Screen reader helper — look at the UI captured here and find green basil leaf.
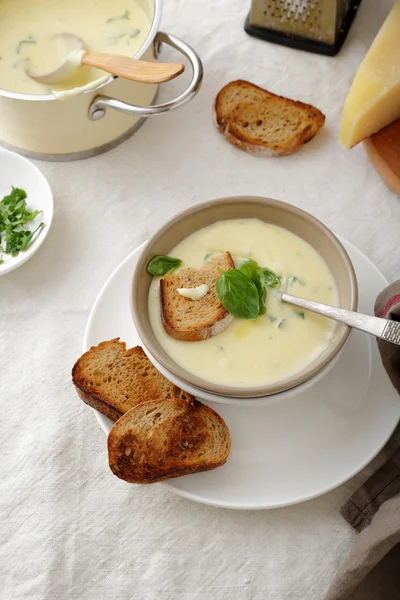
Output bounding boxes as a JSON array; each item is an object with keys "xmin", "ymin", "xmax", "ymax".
[
  {"xmin": 239, "ymin": 259, "xmax": 266, "ymax": 316},
  {"xmin": 262, "ymin": 267, "xmax": 281, "ymax": 288},
  {"xmin": 239, "ymin": 258, "xmax": 259, "ymax": 281},
  {"xmin": 257, "ymin": 283, "xmax": 267, "ymax": 316},
  {"xmin": 216, "ymin": 270, "xmax": 259, "ymax": 320},
  {"xmin": 146, "ymin": 255, "xmax": 182, "ymax": 276}
]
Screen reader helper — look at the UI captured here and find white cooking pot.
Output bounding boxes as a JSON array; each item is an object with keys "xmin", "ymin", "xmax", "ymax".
[{"xmin": 0, "ymin": 0, "xmax": 203, "ymax": 160}]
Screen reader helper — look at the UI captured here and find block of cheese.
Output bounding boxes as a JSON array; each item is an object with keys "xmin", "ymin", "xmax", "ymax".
[{"xmin": 340, "ymin": 1, "xmax": 400, "ymax": 149}]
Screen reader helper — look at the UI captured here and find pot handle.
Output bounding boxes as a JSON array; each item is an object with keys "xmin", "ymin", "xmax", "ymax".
[{"xmin": 88, "ymin": 31, "xmax": 203, "ymax": 121}]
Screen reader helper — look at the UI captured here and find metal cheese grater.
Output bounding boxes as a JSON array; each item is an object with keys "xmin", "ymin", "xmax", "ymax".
[{"xmin": 245, "ymin": 0, "xmax": 362, "ymax": 56}]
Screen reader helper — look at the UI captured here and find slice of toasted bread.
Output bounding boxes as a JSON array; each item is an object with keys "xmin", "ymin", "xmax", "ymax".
[
  {"xmin": 160, "ymin": 252, "xmax": 235, "ymax": 342},
  {"xmin": 215, "ymin": 80, "xmax": 325, "ymax": 157},
  {"xmin": 108, "ymin": 397, "xmax": 231, "ymax": 483},
  {"xmin": 72, "ymin": 339, "xmax": 194, "ymax": 421}
]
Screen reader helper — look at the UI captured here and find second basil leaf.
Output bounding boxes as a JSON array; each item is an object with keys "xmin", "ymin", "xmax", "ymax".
[{"xmin": 239, "ymin": 258, "xmax": 266, "ymax": 316}]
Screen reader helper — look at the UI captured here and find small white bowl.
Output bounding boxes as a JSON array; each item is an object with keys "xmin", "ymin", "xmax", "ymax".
[{"xmin": 0, "ymin": 149, "xmax": 53, "ymax": 276}]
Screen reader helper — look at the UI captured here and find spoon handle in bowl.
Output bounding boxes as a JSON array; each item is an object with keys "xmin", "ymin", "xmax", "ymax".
[
  {"xmin": 81, "ymin": 53, "xmax": 184, "ymax": 84},
  {"xmin": 281, "ymin": 292, "xmax": 400, "ymax": 346}
]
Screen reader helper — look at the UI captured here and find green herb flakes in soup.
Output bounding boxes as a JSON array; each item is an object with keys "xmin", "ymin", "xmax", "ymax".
[
  {"xmin": 148, "ymin": 218, "xmax": 339, "ymax": 388},
  {"xmin": 0, "ymin": 0, "xmax": 151, "ymax": 94}
]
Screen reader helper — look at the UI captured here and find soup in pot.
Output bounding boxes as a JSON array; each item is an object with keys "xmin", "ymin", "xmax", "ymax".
[{"xmin": 0, "ymin": 0, "xmax": 151, "ymax": 94}]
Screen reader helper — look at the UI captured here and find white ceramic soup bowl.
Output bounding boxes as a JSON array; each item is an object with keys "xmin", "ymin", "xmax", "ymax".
[{"xmin": 130, "ymin": 196, "xmax": 358, "ymax": 403}]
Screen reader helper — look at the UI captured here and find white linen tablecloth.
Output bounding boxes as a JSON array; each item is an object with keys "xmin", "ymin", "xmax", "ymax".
[{"xmin": 1, "ymin": 0, "xmax": 400, "ymax": 598}]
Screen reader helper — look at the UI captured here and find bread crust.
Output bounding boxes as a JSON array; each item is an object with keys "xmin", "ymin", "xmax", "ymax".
[
  {"xmin": 160, "ymin": 299, "xmax": 234, "ymax": 342},
  {"xmin": 72, "ymin": 339, "xmax": 194, "ymax": 420},
  {"xmin": 108, "ymin": 397, "xmax": 231, "ymax": 484},
  {"xmin": 73, "ymin": 383, "xmax": 124, "ymax": 421},
  {"xmin": 215, "ymin": 80, "xmax": 325, "ymax": 157},
  {"xmin": 160, "ymin": 252, "xmax": 235, "ymax": 342}
]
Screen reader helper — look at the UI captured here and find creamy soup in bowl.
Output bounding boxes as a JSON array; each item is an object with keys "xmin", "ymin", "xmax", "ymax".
[
  {"xmin": 0, "ymin": 0, "xmax": 151, "ymax": 95},
  {"xmin": 130, "ymin": 197, "xmax": 358, "ymax": 400},
  {"xmin": 149, "ymin": 219, "xmax": 339, "ymax": 387}
]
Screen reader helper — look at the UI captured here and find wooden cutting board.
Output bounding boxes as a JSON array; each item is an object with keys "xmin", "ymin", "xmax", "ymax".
[{"xmin": 363, "ymin": 118, "xmax": 400, "ymax": 196}]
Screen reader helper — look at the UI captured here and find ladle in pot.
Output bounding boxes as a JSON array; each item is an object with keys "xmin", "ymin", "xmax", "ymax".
[{"xmin": 26, "ymin": 33, "xmax": 184, "ymax": 85}]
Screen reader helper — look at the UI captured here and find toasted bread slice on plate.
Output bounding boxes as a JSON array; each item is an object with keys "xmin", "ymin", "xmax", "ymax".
[
  {"xmin": 72, "ymin": 339, "xmax": 194, "ymax": 421},
  {"xmin": 160, "ymin": 252, "xmax": 235, "ymax": 342},
  {"xmin": 108, "ymin": 397, "xmax": 231, "ymax": 484},
  {"xmin": 215, "ymin": 80, "xmax": 325, "ymax": 157}
]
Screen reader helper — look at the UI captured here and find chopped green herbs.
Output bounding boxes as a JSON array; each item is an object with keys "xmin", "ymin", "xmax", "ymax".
[
  {"xmin": 146, "ymin": 255, "xmax": 182, "ymax": 276},
  {"xmin": 216, "ymin": 270, "xmax": 259, "ymax": 320},
  {"xmin": 17, "ymin": 36, "xmax": 36, "ymax": 54},
  {"xmin": 278, "ymin": 319, "xmax": 285, "ymax": 329},
  {"xmin": 268, "ymin": 315, "xmax": 277, "ymax": 323},
  {"xmin": 288, "ymin": 275, "xmax": 306, "ymax": 286},
  {"xmin": 107, "ymin": 30, "xmax": 140, "ymax": 45},
  {"xmin": 294, "ymin": 311, "xmax": 305, "ymax": 319},
  {"xmin": 124, "ymin": 30, "xmax": 140, "ymax": 39},
  {"xmin": 4, "ymin": 223, "xmax": 44, "ymax": 256},
  {"xmin": 106, "ymin": 10, "xmax": 130, "ymax": 23},
  {"xmin": 262, "ymin": 267, "xmax": 281, "ymax": 288},
  {"xmin": 0, "ymin": 186, "xmax": 44, "ymax": 260}
]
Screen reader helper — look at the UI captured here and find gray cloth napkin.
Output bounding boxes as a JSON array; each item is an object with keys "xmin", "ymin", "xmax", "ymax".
[{"xmin": 324, "ymin": 281, "xmax": 400, "ymax": 600}]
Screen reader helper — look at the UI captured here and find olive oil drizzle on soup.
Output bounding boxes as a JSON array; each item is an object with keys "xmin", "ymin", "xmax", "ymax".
[
  {"xmin": 148, "ymin": 218, "xmax": 339, "ymax": 388},
  {"xmin": 0, "ymin": 0, "xmax": 151, "ymax": 94}
]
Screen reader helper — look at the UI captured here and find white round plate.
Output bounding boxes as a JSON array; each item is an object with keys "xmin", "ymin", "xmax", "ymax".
[
  {"xmin": 84, "ymin": 240, "xmax": 400, "ymax": 509},
  {"xmin": 0, "ymin": 149, "xmax": 53, "ymax": 276}
]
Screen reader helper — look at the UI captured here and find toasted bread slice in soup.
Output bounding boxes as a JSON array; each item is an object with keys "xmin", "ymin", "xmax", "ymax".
[
  {"xmin": 108, "ymin": 397, "xmax": 231, "ymax": 484},
  {"xmin": 215, "ymin": 80, "xmax": 325, "ymax": 157},
  {"xmin": 160, "ymin": 252, "xmax": 235, "ymax": 342},
  {"xmin": 72, "ymin": 339, "xmax": 194, "ymax": 421}
]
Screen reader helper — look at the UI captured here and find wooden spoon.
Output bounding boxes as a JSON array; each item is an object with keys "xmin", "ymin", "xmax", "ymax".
[{"xmin": 26, "ymin": 33, "xmax": 184, "ymax": 86}]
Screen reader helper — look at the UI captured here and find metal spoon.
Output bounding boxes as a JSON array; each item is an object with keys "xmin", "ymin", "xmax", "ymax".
[
  {"xmin": 280, "ymin": 292, "xmax": 400, "ymax": 346},
  {"xmin": 26, "ymin": 33, "xmax": 184, "ymax": 85}
]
